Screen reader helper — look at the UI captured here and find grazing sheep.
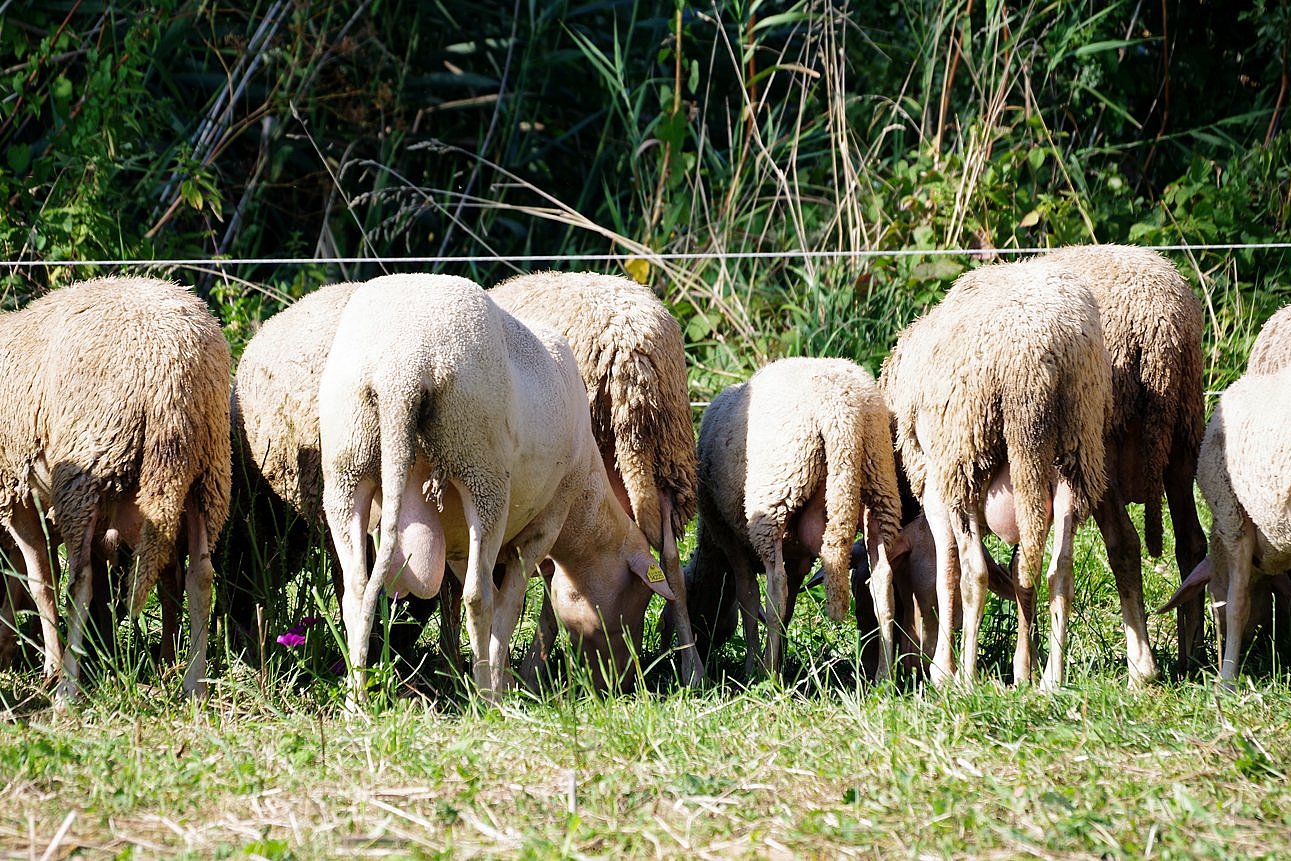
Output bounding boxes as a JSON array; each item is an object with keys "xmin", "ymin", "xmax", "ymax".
[
  {"xmin": 683, "ymin": 357, "xmax": 902, "ymax": 679},
  {"xmin": 226, "ymin": 281, "xmax": 446, "ymax": 668},
  {"xmin": 1247, "ymin": 304, "xmax": 1291, "ymax": 373},
  {"xmin": 0, "ymin": 277, "xmax": 231, "ymax": 700},
  {"xmin": 223, "ymin": 282, "xmax": 359, "ymax": 638},
  {"xmin": 318, "ymin": 274, "xmax": 672, "ymax": 699},
  {"xmin": 1041, "ymin": 244, "xmax": 1207, "ymax": 679},
  {"xmin": 489, "ymin": 271, "xmax": 702, "ymax": 684},
  {"xmin": 233, "ymin": 281, "xmax": 360, "ymax": 527},
  {"xmin": 881, "ymin": 259, "xmax": 1110, "ymax": 689},
  {"xmin": 1158, "ymin": 365, "xmax": 1291, "ymax": 681}
]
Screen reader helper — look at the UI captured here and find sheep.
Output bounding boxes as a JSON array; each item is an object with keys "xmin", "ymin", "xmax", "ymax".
[
  {"xmin": 223, "ymin": 282, "xmax": 359, "ymax": 638},
  {"xmin": 1040, "ymin": 244, "xmax": 1207, "ymax": 678},
  {"xmin": 225, "ymin": 281, "xmax": 449, "ymax": 669},
  {"xmin": 880, "ymin": 258, "xmax": 1110, "ymax": 689},
  {"xmin": 1247, "ymin": 304, "xmax": 1291, "ymax": 373},
  {"xmin": 232, "ymin": 281, "xmax": 360, "ymax": 529},
  {"xmin": 1156, "ymin": 364, "xmax": 1291, "ymax": 682},
  {"xmin": 318, "ymin": 274, "xmax": 673, "ymax": 699},
  {"xmin": 488, "ymin": 271, "xmax": 702, "ymax": 684},
  {"xmin": 682, "ymin": 357, "xmax": 903, "ymax": 679},
  {"xmin": 0, "ymin": 276, "xmax": 231, "ymax": 700}
]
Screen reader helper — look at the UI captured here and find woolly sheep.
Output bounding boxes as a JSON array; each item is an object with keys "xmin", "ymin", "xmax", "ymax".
[
  {"xmin": 1247, "ymin": 304, "xmax": 1291, "ymax": 374},
  {"xmin": 1162, "ymin": 365, "xmax": 1291, "ymax": 681},
  {"xmin": 488, "ymin": 271, "xmax": 702, "ymax": 684},
  {"xmin": 683, "ymin": 357, "xmax": 902, "ymax": 679},
  {"xmin": 232, "ymin": 281, "xmax": 360, "ymax": 527},
  {"xmin": 318, "ymin": 274, "xmax": 672, "ymax": 699},
  {"xmin": 0, "ymin": 277, "xmax": 231, "ymax": 700},
  {"xmin": 223, "ymin": 282, "xmax": 358, "ymax": 637},
  {"xmin": 881, "ymin": 258, "xmax": 1110, "ymax": 689},
  {"xmin": 1041, "ymin": 244, "xmax": 1207, "ymax": 678}
]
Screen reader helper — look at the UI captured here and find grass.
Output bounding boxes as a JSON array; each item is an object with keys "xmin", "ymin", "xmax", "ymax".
[
  {"xmin": 3, "ymin": 670, "xmax": 1291, "ymax": 857},
  {"xmin": 4, "ymin": 510, "xmax": 1291, "ymax": 858}
]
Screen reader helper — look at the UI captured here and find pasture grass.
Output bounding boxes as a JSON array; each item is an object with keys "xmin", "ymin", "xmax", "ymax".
[
  {"xmin": 3, "ymin": 663, "xmax": 1291, "ymax": 858},
  {"xmin": 4, "ymin": 512, "xmax": 1291, "ymax": 858}
]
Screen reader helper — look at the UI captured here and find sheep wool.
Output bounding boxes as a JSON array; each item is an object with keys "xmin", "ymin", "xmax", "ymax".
[
  {"xmin": 0, "ymin": 276, "xmax": 231, "ymax": 698},
  {"xmin": 1042, "ymin": 244, "xmax": 1204, "ymax": 558},
  {"xmin": 489, "ymin": 271, "xmax": 697, "ymax": 542},
  {"xmin": 319, "ymin": 274, "xmax": 669, "ymax": 699},
  {"xmin": 232, "ymin": 281, "xmax": 361, "ymax": 523},
  {"xmin": 1248, "ymin": 303, "xmax": 1291, "ymax": 374},
  {"xmin": 881, "ymin": 258, "xmax": 1110, "ymax": 687},
  {"xmin": 489, "ymin": 270, "xmax": 702, "ymax": 682},
  {"xmin": 686, "ymin": 357, "xmax": 902, "ymax": 677},
  {"xmin": 1195, "ymin": 364, "xmax": 1291, "ymax": 680}
]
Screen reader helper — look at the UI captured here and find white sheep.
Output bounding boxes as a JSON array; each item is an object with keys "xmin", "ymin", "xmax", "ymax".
[
  {"xmin": 1159, "ymin": 365, "xmax": 1291, "ymax": 681},
  {"xmin": 488, "ymin": 271, "xmax": 702, "ymax": 683},
  {"xmin": 881, "ymin": 258, "xmax": 1110, "ymax": 689},
  {"xmin": 1247, "ymin": 304, "xmax": 1291, "ymax": 373},
  {"xmin": 0, "ymin": 276, "xmax": 231, "ymax": 700},
  {"xmin": 683, "ymin": 357, "xmax": 902, "ymax": 679},
  {"xmin": 318, "ymin": 274, "xmax": 672, "ymax": 699},
  {"xmin": 233, "ymin": 281, "xmax": 361, "ymax": 527},
  {"xmin": 1041, "ymin": 244, "xmax": 1207, "ymax": 679},
  {"xmin": 223, "ymin": 282, "xmax": 361, "ymax": 646}
]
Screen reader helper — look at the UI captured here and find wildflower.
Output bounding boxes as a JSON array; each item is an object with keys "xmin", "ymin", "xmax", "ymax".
[{"xmin": 276, "ymin": 615, "xmax": 322, "ymax": 648}]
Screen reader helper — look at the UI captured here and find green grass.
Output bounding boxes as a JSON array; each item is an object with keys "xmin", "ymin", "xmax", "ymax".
[
  {"xmin": 3, "ymin": 670, "xmax": 1290, "ymax": 857},
  {"xmin": 4, "ymin": 509, "xmax": 1291, "ymax": 858}
]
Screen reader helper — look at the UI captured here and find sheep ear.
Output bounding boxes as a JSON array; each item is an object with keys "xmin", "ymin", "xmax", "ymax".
[
  {"xmin": 631, "ymin": 551, "xmax": 675, "ymax": 600},
  {"xmin": 1156, "ymin": 557, "xmax": 1213, "ymax": 614}
]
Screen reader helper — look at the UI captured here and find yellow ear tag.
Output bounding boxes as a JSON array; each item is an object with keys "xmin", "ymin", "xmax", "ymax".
[{"xmin": 647, "ymin": 563, "xmax": 666, "ymax": 583}]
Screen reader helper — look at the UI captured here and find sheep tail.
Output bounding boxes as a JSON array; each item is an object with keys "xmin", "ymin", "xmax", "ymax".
[
  {"xmin": 373, "ymin": 382, "xmax": 422, "ymax": 592},
  {"xmin": 820, "ymin": 418, "xmax": 865, "ymax": 623}
]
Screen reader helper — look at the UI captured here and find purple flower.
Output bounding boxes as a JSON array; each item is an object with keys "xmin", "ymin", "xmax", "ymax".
[{"xmin": 277, "ymin": 615, "xmax": 325, "ymax": 648}]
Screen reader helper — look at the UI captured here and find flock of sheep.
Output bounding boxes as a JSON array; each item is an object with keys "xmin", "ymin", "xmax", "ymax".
[{"xmin": 0, "ymin": 244, "xmax": 1288, "ymax": 706}]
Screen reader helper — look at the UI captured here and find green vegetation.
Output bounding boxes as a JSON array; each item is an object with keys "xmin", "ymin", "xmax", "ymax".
[{"xmin": 2, "ymin": 1, "xmax": 1291, "ymax": 856}]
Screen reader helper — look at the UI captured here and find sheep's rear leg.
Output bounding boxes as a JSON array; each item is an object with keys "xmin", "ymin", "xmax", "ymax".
[
  {"xmin": 329, "ymin": 477, "xmax": 378, "ymax": 706},
  {"xmin": 1040, "ymin": 480, "xmax": 1077, "ymax": 691},
  {"xmin": 659, "ymin": 494, "xmax": 705, "ymax": 687},
  {"xmin": 954, "ymin": 512, "xmax": 989, "ymax": 688},
  {"xmin": 1092, "ymin": 490, "xmax": 1159, "ymax": 687},
  {"xmin": 1165, "ymin": 449, "xmax": 1208, "ymax": 673},
  {"xmin": 58, "ymin": 510, "xmax": 98, "ymax": 703},
  {"xmin": 729, "ymin": 555, "xmax": 761, "ymax": 680},
  {"xmin": 6, "ymin": 501, "xmax": 61, "ymax": 680},
  {"xmin": 923, "ymin": 490, "xmax": 959, "ymax": 688},
  {"xmin": 455, "ymin": 481, "xmax": 508, "ymax": 700},
  {"xmin": 181, "ymin": 506, "xmax": 215, "ymax": 697},
  {"xmin": 760, "ymin": 540, "xmax": 789, "ymax": 677}
]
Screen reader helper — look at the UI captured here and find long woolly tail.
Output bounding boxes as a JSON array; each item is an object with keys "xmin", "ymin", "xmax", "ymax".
[
  {"xmin": 375, "ymin": 385, "xmax": 419, "ymax": 595},
  {"xmin": 820, "ymin": 419, "xmax": 865, "ymax": 623}
]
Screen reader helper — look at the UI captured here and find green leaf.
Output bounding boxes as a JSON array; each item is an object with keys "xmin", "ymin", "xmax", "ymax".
[
  {"xmin": 6, "ymin": 143, "xmax": 30, "ymax": 173},
  {"xmin": 1072, "ymin": 38, "xmax": 1153, "ymax": 58},
  {"xmin": 52, "ymin": 75, "xmax": 73, "ymax": 103}
]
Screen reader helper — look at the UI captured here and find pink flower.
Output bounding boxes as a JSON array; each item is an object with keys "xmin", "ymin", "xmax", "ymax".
[{"xmin": 277, "ymin": 631, "xmax": 306, "ymax": 648}]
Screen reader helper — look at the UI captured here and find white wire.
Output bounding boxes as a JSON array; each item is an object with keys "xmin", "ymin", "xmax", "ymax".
[{"xmin": 4, "ymin": 242, "xmax": 1291, "ymax": 268}]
